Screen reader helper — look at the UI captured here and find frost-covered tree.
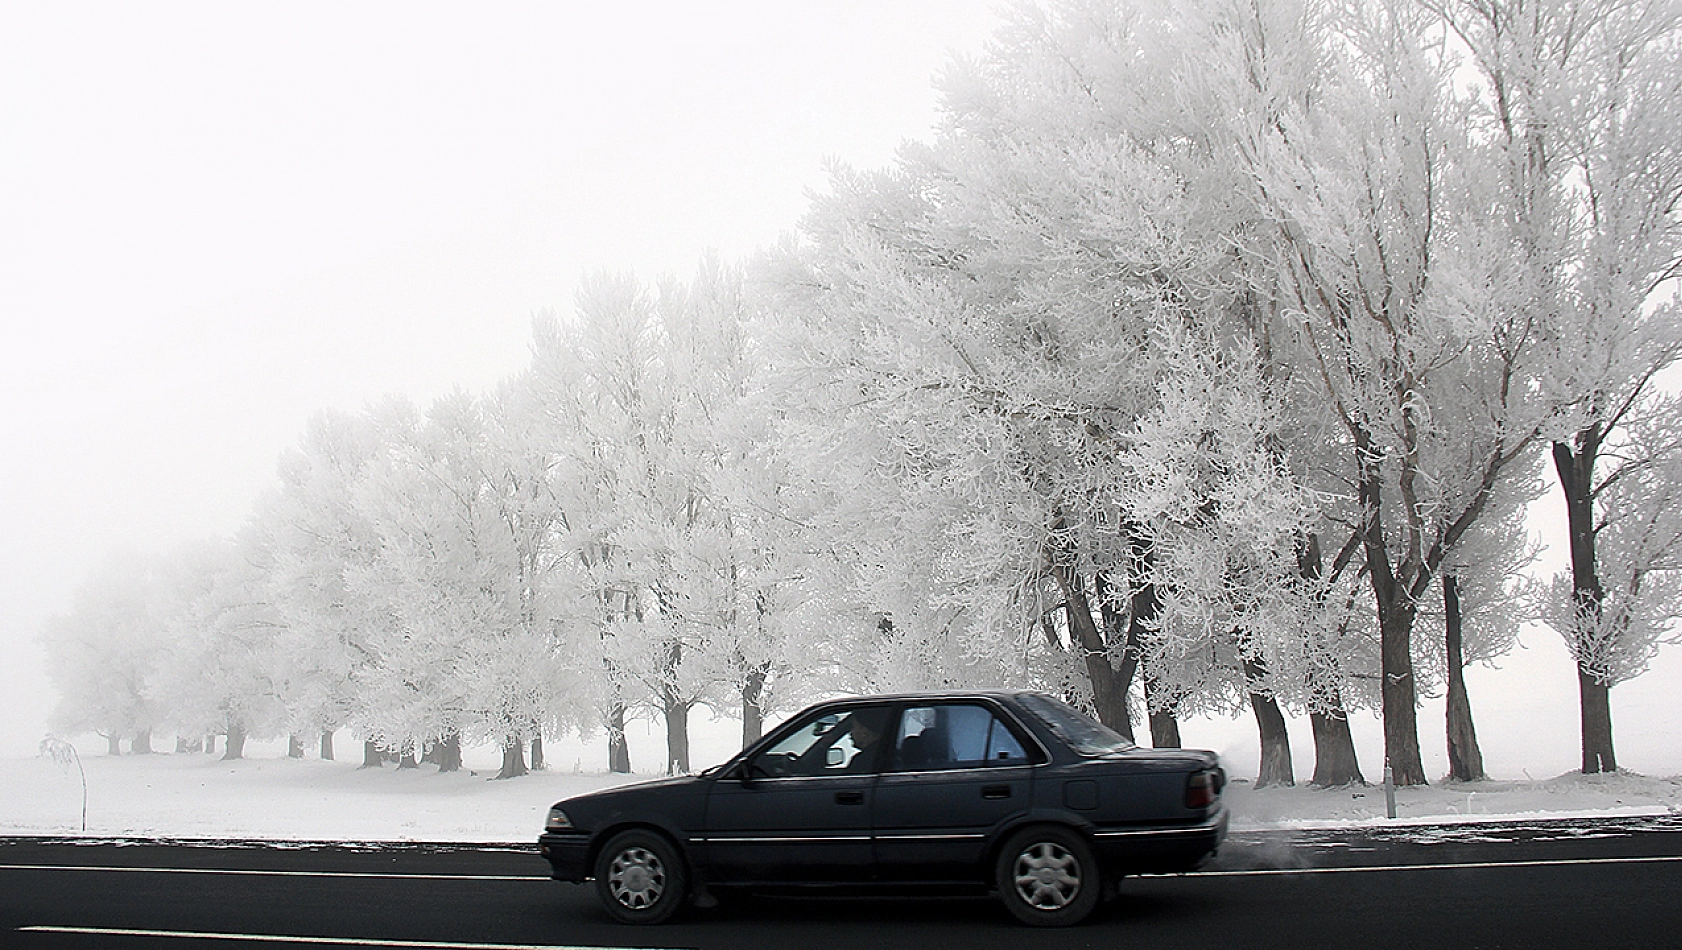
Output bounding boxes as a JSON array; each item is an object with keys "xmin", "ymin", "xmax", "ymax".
[
  {"xmin": 1432, "ymin": 0, "xmax": 1682, "ymax": 773},
  {"xmin": 529, "ymin": 263, "xmax": 789, "ymax": 773},
  {"xmin": 764, "ymin": 0, "xmax": 1325, "ymax": 768},
  {"xmin": 1205, "ymin": 0, "xmax": 1547, "ymax": 785},
  {"xmin": 1537, "ymin": 393, "xmax": 1682, "ymax": 764},
  {"xmin": 255, "ymin": 409, "xmax": 388, "ymax": 763},
  {"xmin": 42, "ymin": 549, "xmax": 168, "ymax": 755},
  {"xmin": 149, "ymin": 536, "xmax": 287, "ymax": 760}
]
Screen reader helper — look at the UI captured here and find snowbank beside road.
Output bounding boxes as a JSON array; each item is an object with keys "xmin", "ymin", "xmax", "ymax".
[{"xmin": 4, "ymin": 751, "xmax": 1678, "ymax": 842}]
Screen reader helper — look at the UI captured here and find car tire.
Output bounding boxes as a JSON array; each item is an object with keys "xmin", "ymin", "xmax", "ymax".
[
  {"xmin": 994, "ymin": 825, "xmax": 1101, "ymax": 927},
  {"xmin": 593, "ymin": 829, "xmax": 688, "ymax": 925}
]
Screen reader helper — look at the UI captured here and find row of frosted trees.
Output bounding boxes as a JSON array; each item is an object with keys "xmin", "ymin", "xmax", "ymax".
[{"xmin": 47, "ymin": 0, "xmax": 1682, "ymax": 784}]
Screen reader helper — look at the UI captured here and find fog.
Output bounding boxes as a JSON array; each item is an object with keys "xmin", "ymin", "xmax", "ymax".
[{"xmin": 0, "ymin": 1, "xmax": 1004, "ymax": 757}]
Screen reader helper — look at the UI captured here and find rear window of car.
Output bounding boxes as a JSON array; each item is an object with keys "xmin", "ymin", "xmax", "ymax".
[{"xmin": 1017, "ymin": 693, "xmax": 1137, "ymax": 756}]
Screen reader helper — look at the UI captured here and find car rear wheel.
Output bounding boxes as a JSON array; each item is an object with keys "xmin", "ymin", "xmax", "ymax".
[
  {"xmin": 593, "ymin": 829, "xmax": 688, "ymax": 924},
  {"xmin": 994, "ymin": 825, "xmax": 1101, "ymax": 927}
]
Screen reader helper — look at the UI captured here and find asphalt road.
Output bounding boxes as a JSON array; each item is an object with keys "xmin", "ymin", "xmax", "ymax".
[{"xmin": 3, "ymin": 815, "xmax": 1679, "ymax": 950}]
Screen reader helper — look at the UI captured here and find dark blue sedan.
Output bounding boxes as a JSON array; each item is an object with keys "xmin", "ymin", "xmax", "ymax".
[{"xmin": 537, "ymin": 690, "xmax": 1227, "ymax": 926}]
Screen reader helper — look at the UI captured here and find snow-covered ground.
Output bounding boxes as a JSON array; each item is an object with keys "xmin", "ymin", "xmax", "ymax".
[{"xmin": 5, "ymin": 746, "xmax": 1677, "ymax": 843}]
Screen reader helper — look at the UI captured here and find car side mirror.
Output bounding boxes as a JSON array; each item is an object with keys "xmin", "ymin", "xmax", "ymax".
[{"xmin": 825, "ymin": 747, "xmax": 845, "ymax": 768}]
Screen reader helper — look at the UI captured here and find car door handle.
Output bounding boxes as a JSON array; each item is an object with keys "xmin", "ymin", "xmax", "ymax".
[
  {"xmin": 981, "ymin": 784, "xmax": 1012, "ymax": 800},
  {"xmin": 835, "ymin": 791, "xmax": 865, "ymax": 805}
]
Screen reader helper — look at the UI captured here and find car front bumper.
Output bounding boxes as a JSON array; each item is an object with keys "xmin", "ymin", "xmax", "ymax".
[{"xmin": 537, "ymin": 832, "xmax": 592, "ymax": 882}]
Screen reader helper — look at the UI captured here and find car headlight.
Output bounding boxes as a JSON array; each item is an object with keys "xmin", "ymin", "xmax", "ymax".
[{"xmin": 545, "ymin": 806, "xmax": 575, "ymax": 832}]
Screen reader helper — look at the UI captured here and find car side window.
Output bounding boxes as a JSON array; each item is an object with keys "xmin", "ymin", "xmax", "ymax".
[
  {"xmin": 747, "ymin": 705, "xmax": 892, "ymax": 779},
  {"xmin": 891, "ymin": 704, "xmax": 1030, "ymax": 771}
]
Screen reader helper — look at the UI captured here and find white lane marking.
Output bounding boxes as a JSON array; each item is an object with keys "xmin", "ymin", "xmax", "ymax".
[
  {"xmin": 17, "ymin": 927, "xmax": 682, "ymax": 950},
  {"xmin": 0, "ymin": 864, "xmax": 546, "ymax": 881},
  {"xmin": 1173, "ymin": 854, "xmax": 1682, "ymax": 877}
]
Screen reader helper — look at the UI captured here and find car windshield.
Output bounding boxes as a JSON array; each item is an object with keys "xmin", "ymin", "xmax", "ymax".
[{"xmin": 1017, "ymin": 693, "xmax": 1136, "ymax": 756}]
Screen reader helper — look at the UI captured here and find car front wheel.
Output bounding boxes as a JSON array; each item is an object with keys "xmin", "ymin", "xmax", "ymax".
[
  {"xmin": 593, "ymin": 829, "xmax": 688, "ymax": 924},
  {"xmin": 994, "ymin": 825, "xmax": 1101, "ymax": 927}
]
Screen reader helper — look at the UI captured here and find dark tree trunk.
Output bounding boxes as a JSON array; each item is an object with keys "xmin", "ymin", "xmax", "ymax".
[
  {"xmin": 495, "ymin": 735, "xmax": 529, "ymax": 780},
  {"xmin": 174, "ymin": 736, "xmax": 191, "ymax": 753},
  {"xmin": 664, "ymin": 700, "xmax": 690, "ymax": 774},
  {"xmin": 397, "ymin": 741, "xmax": 419, "ymax": 769},
  {"xmin": 287, "ymin": 734, "xmax": 305, "ymax": 759},
  {"xmin": 1310, "ymin": 708, "xmax": 1365, "ymax": 786},
  {"xmin": 360, "ymin": 740, "xmax": 383, "ymax": 769},
  {"xmin": 434, "ymin": 732, "xmax": 463, "ymax": 773},
  {"xmin": 1249, "ymin": 690, "xmax": 1294, "ymax": 788},
  {"xmin": 319, "ymin": 730, "xmax": 334, "ymax": 761},
  {"xmin": 1358, "ymin": 428, "xmax": 1428, "ymax": 786},
  {"xmin": 1148, "ymin": 707, "xmax": 1182, "ymax": 749},
  {"xmin": 1579, "ymin": 670, "xmax": 1616, "ymax": 773},
  {"xmin": 741, "ymin": 662, "xmax": 769, "ymax": 748},
  {"xmin": 1244, "ymin": 656, "xmax": 1293, "ymax": 787},
  {"xmin": 221, "ymin": 726, "xmax": 246, "ymax": 761},
  {"xmin": 104, "ymin": 733, "xmax": 121, "ymax": 756},
  {"xmin": 1051, "ymin": 564, "xmax": 1129, "ymax": 733},
  {"xmin": 131, "ymin": 729, "xmax": 153, "ymax": 754},
  {"xmin": 531, "ymin": 736, "xmax": 545, "ymax": 771},
  {"xmin": 205, "ymin": 735, "xmax": 216, "ymax": 755},
  {"xmin": 1294, "ymin": 532, "xmax": 1366, "ymax": 786},
  {"xmin": 1554, "ymin": 437, "xmax": 1618, "ymax": 774},
  {"xmin": 607, "ymin": 703, "xmax": 631, "ymax": 774},
  {"xmin": 1443, "ymin": 574, "xmax": 1487, "ymax": 782},
  {"xmin": 1141, "ymin": 657, "xmax": 1181, "ymax": 748},
  {"xmin": 1095, "ymin": 571, "xmax": 1145, "ymax": 742}
]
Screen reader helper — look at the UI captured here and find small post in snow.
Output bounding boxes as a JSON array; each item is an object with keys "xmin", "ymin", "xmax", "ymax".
[{"xmin": 1383, "ymin": 757, "xmax": 1397, "ymax": 819}]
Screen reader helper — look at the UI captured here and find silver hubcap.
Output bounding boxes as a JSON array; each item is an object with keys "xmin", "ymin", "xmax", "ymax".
[
  {"xmin": 1012, "ymin": 841, "xmax": 1081, "ymax": 910},
  {"xmin": 607, "ymin": 846, "xmax": 666, "ymax": 909}
]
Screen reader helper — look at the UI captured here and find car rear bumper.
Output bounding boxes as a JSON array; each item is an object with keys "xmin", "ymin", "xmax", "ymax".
[
  {"xmin": 1090, "ymin": 805, "xmax": 1228, "ymax": 874},
  {"xmin": 537, "ymin": 832, "xmax": 592, "ymax": 881}
]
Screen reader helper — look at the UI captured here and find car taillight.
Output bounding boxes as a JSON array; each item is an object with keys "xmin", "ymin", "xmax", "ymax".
[{"xmin": 1185, "ymin": 770, "xmax": 1219, "ymax": 809}]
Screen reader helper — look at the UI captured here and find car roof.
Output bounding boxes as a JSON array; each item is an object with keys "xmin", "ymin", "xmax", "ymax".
[{"xmin": 815, "ymin": 689, "xmax": 1036, "ymax": 705}]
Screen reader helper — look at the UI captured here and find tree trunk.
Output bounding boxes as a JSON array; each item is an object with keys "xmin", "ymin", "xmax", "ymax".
[
  {"xmin": 104, "ymin": 733, "xmax": 121, "ymax": 756},
  {"xmin": 1357, "ymin": 428, "xmax": 1428, "ymax": 787},
  {"xmin": 531, "ymin": 736, "xmax": 545, "ymax": 771},
  {"xmin": 360, "ymin": 740, "xmax": 383, "ymax": 769},
  {"xmin": 1443, "ymin": 574, "xmax": 1487, "ymax": 782},
  {"xmin": 221, "ymin": 726, "xmax": 246, "ymax": 761},
  {"xmin": 205, "ymin": 735, "xmax": 217, "ymax": 755},
  {"xmin": 1095, "ymin": 571, "xmax": 1144, "ymax": 742},
  {"xmin": 1148, "ymin": 707, "xmax": 1182, "ymax": 749},
  {"xmin": 1309, "ymin": 708, "xmax": 1364, "ymax": 786},
  {"xmin": 1554, "ymin": 437, "xmax": 1618, "ymax": 774},
  {"xmin": 174, "ymin": 736, "xmax": 190, "ymax": 753},
  {"xmin": 607, "ymin": 703, "xmax": 631, "ymax": 774},
  {"xmin": 1249, "ymin": 690, "xmax": 1294, "ymax": 788},
  {"xmin": 319, "ymin": 730, "xmax": 334, "ymax": 761},
  {"xmin": 434, "ymin": 732, "xmax": 463, "ymax": 773},
  {"xmin": 1579, "ymin": 669, "xmax": 1616, "ymax": 774},
  {"xmin": 131, "ymin": 729, "xmax": 153, "ymax": 754},
  {"xmin": 664, "ymin": 700, "xmax": 690, "ymax": 774},
  {"xmin": 495, "ymin": 735, "xmax": 529, "ymax": 780},
  {"xmin": 1051, "ymin": 564, "xmax": 1129, "ymax": 733},
  {"xmin": 1141, "ymin": 657, "xmax": 1181, "ymax": 748},
  {"xmin": 741, "ymin": 663, "xmax": 769, "ymax": 748},
  {"xmin": 287, "ymin": 734, "xmax": 305, "ymax": 759},
  {"xmin": 397, "ymin": 741, "xmax": 419, "ymax": 769}
]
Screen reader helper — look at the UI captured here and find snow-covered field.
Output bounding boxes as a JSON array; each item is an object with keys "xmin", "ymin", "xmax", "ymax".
[{"xmin": 5, "ymin": 747, "xmax": 1677, "ymax": 843}]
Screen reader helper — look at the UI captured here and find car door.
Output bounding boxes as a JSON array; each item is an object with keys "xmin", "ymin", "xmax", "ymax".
[
  {"xmin": 871, "ymin": 701, "xmax": 1038, "ymax": 881},
  {"xmin": 702, "ymin": 703, "xmax": 892, "ymax": 884}
]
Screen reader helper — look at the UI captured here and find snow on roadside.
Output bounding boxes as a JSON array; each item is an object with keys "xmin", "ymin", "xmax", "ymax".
[{"xmin": 3, "ymin": 752, "xmax": 1678, "ymax": 843}]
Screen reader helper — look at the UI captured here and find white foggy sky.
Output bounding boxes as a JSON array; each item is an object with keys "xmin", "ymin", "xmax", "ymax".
[
  {"xmin": 2, "ymin": 2, "xmax": 1675, "ymax": 771},
  {"xmin": 0, "ymin": 1, "xmax": 1006, "ymax": 756}
]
